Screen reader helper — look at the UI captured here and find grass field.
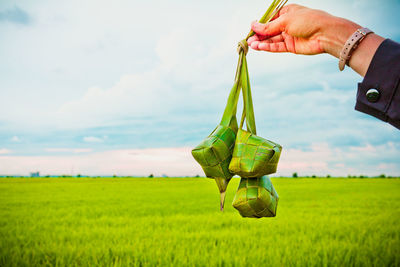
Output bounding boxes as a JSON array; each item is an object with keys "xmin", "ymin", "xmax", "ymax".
[{"xmin": 0, "ymin": 178, "xmax": 399, "ymax": 266}]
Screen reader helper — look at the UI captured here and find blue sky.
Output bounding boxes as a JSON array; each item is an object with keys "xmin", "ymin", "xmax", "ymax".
[{"xmin": 0, "ymin": 0, "xmax": 400, "ymax": 176}]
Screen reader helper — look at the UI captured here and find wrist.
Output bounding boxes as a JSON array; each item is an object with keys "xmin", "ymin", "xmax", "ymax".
[
  {"xmin": 319, "ymin": 16, "xmax": 360, "ymax": 58},
  {"xmin": 348, "ymin": 33, "xmax": 385, "ymax": 76}
]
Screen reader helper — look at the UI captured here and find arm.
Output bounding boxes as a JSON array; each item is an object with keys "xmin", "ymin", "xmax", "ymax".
[
  {"xmin": 247, "ymin": 4, "xmax": 384, "ymax": 76},
  {"xmin": 248, "ymin": 4, "xmax": 400, "ymax": 129}
]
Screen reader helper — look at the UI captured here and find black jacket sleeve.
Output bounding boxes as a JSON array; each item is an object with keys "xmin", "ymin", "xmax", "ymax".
[{"xmin": 355, "ymin": 39, "xmax": 400, "ymax": 130}]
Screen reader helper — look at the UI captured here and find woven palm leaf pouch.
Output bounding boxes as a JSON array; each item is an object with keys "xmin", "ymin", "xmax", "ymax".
[
  {"xmin": 232, "ymin": 176, "xmax": 279, "ymax": 218},
  {"xmin": 191, "ymin": 55, "xmax": 243, "ymax": 210},
  {"xmin": 228, "ymin": 53, "xmax": 283, "ymax": 178}
]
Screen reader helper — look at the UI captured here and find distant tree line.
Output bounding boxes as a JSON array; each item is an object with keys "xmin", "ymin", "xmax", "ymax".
[
  {"xmin": 0, "ymin": 174, "xmax": 398, "ymax": 178},
  {"xmin": 291, "ymin": 173, "xmax": 395, "ymax": 178}
]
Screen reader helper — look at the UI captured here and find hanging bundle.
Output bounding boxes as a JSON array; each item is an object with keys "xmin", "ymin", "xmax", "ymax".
[{"xmin": 192, "ymin": 0, "xmax": 287, "ymax": 216}]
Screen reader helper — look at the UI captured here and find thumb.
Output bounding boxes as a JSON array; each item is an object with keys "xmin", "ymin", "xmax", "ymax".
[{"xmin": 251, "ymin": 16, "xmax": 286, "ymax": 37}]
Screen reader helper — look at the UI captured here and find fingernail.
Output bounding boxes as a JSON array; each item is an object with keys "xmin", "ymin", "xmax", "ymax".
[
  {"xmin": 251, "ymin": 42, "xmax": 259, "ymax": 49},
  {"xmin": 259, "ymin": 43, "xmax": 267, "ymax": 50}
]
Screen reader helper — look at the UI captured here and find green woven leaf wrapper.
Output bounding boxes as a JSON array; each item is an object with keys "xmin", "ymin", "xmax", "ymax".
[
  {"xmin": 229, "ymin": 129, "xmax": 282, "ymax": 178},
  {"xmin": 232, "ymin": 176, "xmax": 279, "ymax": 218},
  {"xmin": 227, "ymin": 55, "xmax": 283, "ymax": 178},
  {"xmin": 191, "ymin": 68, "xmax": 242, "ymax": 209},
  {"xmin": 192, "ymin": 123, "xmax": 237, "ymax": 180}
]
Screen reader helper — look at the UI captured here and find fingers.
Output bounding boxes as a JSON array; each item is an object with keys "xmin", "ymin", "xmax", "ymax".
[
  {"xmin": 248, "ymin": 34, "xmax": 261, "ymax": 50},
  {"xmin": 250, "ymin": 21, "xmax": 267, "ymax": 39},
  {"xmin": 249, "ymin": 33, "xmax": 295, "ymax": 53},
  {"xmin": 258, "ymin": 42, "xmax": 288, "ymax": 53},
  {"xmin": 247, "ymin": 33, "xmax": 269, "ymax": 43},
  {"xmin": 281, "ymin": 32, "xmax": 295, "ymax": 53},
  {"xmin": 249, "ymin": 41, "xmax": 260, "ymax": 50},
  {"xmin": 247, "ymin": 35, "xmax": 259, "ymax": 44},
  {"xmin": 251, "ymin": 16, "xmax": 286, "ymax": 37},
  {"xmin": 248, "ymin": 34, "xmax": 284, "ymax": 50},
  {"xmin": 248, "ymin": 4, "xmax": 310, "ymax": 53},
  {"xmin": 248, "ymin": 34, "xmax": 289, "ymax": 52},
  {"xmin": 264, "ymin": 35, "xmax": 285, "ymax": 43},
  {"xmin": 249, "ymin": 40, "xmax": 289, "ymax": 52}
]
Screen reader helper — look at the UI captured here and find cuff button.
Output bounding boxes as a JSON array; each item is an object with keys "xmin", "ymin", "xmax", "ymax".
[{"xmin": 366, "ymin": 88, "xmax": 380, "ymax": 103}]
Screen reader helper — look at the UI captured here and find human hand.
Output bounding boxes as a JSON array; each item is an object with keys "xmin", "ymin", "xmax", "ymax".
[{"xmin": 247, "ymin": 4, "xmax": 360, "ymax": 58}]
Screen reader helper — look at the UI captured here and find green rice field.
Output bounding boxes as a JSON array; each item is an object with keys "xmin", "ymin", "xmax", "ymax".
[{"xmin": 0, "ymin": 178, "xmax": 399, "ymax": 266}]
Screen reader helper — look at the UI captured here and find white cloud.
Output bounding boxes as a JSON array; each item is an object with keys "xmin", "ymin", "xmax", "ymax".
[
  {"xmin": 10, "ymin": 136, "xmax": 21, "ymax": 142},
  {"xmin": 45, "ymin": 148, "xmax": 92, "ymax": 153},
  {"xmin": 56, "ymin": 70, "xmax": 173, "ymax": 128},
  {"xmin": 0, "ymin": 0, "xmax": 399, "ymax": 176},
  {"xmin": 278, "ymin": 142, "xmax": 400, "ymax": 176},
  {"xmin": 83, "ymin": 136, "xmax": 106, "ymax": 143},
  {"xmin": 1, "ymin": 0, "xmax": 399, "ymax": 131},
  {"xmin": 0, "ymin": 148, "xmax": 11, "ymax": 154},
  {"xmin": 0, "ymin": 147, "xmax": 202, "ymax": 176},
  {"xmin": 0, "ymin": 143, "xmax": 399, "ymax": 176}
]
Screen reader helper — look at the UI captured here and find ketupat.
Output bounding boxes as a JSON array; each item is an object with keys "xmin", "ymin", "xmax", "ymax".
[
  {"xmin": 192, "ymin": 0, "xmax": 287, "ymax": 213},
  {"xmin": 228, "ymin": 55, "xmax": 282, "ymax": 178},
  {"xmin": 191, "ymin": 55, "xmax": 243, "ymax": 210},
  {"xmin": 232, "ymin": 176, "xmax": 279, "ymax": 218},
  {"xmin": 229, "ymin": 129, "xmax": 282, "ymax": 177},
  {"xmin": 191, "ymin": 123, "xmax": 237, "ymax": 210}
]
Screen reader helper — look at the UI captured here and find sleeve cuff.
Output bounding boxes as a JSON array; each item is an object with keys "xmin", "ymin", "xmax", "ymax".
[{"xmin": 355, "ymin": 39, "xmax": 400, "ymax": 130}]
